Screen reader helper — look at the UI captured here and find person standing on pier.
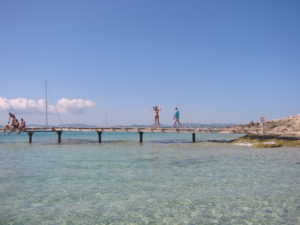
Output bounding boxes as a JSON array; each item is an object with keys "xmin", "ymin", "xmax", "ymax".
[
  {"xmin": 153, "ymin": 106, "xmax": 162, "ymax": 128},
  {"xmin": 173, "ymin": 107, "xmax": 182, "ymax": 128}
]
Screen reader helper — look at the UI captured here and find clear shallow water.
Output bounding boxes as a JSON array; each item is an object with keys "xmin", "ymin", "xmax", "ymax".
[{"xmin": 0, "ymin": 133, "xmax": 300, "ymax": 225}]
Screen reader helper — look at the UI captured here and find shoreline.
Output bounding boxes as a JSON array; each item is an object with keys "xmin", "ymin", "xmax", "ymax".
[{"xmin": 233, "ymin": 134, "xmax": 300, "ymax": 148}]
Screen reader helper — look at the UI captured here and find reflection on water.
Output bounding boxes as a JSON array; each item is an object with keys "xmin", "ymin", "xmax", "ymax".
[{"xmin": 0, "ymin": 133, "xmax": 300, "ymax": 224}]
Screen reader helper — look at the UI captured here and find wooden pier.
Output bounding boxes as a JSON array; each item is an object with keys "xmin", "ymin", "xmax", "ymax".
[{"xmin": 0, "ymin": 127, "xmax": 245, "ymax": 143}]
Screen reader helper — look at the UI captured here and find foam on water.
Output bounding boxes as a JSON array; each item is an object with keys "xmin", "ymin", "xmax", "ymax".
[{"xmin": 0, "ymin": 133, "xmax": 300, "ymax": 224}]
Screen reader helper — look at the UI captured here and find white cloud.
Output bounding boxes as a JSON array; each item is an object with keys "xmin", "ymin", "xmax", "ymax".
[
  {"xmin": 0, "ymin": 97, "xmax": 96, "ymax": 114},
  {"xmin": 49, "ymin": 98, "xmax": 96, "ymax": 114}
]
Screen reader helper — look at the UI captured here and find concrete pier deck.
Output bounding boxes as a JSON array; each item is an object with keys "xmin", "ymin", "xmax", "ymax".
[{"xmin": 0, "ymin": 127, "xmax": 245, "ymax": 143}]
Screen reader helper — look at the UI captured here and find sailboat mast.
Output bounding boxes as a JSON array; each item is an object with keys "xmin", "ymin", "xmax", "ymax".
[
  {"xmin": 105, "ymin": 112, "xmax": 108, "ymax": 127},
  {"xmin": 45, "ymin": 80, "xmax": 48, "ymax": 127}
]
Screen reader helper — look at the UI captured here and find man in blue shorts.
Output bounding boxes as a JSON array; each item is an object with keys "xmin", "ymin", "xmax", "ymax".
[{"xmin": 173, "ymin": 107, "xmax": 182, "ymax": 128}]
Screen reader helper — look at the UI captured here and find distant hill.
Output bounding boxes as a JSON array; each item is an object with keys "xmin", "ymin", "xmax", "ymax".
[
  {"xmin": 181, "ymin": 123, "xmax": 236, "ymax": 128},
  {"xmin": 24, "ymin": 123, "xmax": 236, "ymax": 128},
  {"xmin": 119, "ymin": 123, "xmax": 236, "ymax": 128},
  {"xmin": 27, "ymin": 124, "xmax": 99, "ymax": 128},
  {"xmin": 56, "ymin": 124, "xmax": 99, "ymax": 128}
]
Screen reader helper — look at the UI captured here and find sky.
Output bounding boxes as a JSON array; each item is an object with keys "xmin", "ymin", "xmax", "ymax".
[{"xmin": 0, "ymin": 0, "xmax": 299, "ymax": 126}]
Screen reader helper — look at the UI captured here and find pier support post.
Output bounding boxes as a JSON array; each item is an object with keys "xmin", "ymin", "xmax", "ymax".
[
  {"xmin": 56, "ymin": 131, "xmax": 62, "ymax": 143},
  {"xmin": 192, "ymin": 133, "xmax": 196, "ymax": 143},
  {"xmin": 27, "ymin": 131, "xmax": 34, "ymax": 143},
  {"xmin": 139, "ymin": 132, "xmax": 143, "ymax": 143},
  {"xmin": 97, "ymin": 131, "xmax": 102, "ymax": 143}
]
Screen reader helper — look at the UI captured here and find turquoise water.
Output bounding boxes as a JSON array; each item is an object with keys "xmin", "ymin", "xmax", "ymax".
[{"xmin": 0, "ymin": 132, "xmax": 300, "ymax": 224}]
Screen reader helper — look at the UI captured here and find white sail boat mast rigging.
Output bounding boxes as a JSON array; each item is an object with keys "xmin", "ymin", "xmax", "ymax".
[
  {"xmin": 45, "ymin": 81, "xmax": 63, "ymax": 127},
  {"xmin": 45, "ymin": 80, "xmax": 48, "ymax": 127}
]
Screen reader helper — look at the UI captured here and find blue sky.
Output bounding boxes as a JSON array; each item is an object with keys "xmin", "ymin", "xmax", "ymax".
[{"xmin": 0, "ymin": 0, "xmax": 299, "ymax": 126}]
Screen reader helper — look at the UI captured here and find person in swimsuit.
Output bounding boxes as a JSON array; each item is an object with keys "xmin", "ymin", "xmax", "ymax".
[
  {"xmin": 18, "ymin": 118, "xmax": 26, "ymax": 133},
  {"xmin": 173, "ymin": 107, "xmax": 182, "ymax": 128},
  {"xmin": 8, "ymin": 112, "xmax": 16, "ymax": 126},
  {"xmin": 19, "ymin": 118, "xmax": 26, "ymax": 131},
  {"xmin": 11, "ymin": 119, "xmax": 19, "ymax": 131},
  {"xmin": 153, "ymin": 106, "xmax": 162, "ymax": 128}
]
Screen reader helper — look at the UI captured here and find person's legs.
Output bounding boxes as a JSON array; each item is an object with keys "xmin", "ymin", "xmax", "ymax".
[
  {"xmin": 10, "ymin": 124, "xmax": 16, "ymax": 132},
  {"xmin": 19, "ymin": 125, "xmax": 24, "ymax": 131},
  {"xmin": 154, "ymin": 116, "xmax": 158, "ymax": 128},
  {"xmin": 174, "ymin": 119, "xmax": 182, "ymax": 128},
  {"xmin": 178, "ymin": 119, "xmax": 182, "ymax": 128}
]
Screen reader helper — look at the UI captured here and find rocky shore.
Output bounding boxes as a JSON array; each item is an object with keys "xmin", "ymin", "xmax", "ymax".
[{"xmin": 227, "ymin": 114, "xmax": 300, "ymax": 147}]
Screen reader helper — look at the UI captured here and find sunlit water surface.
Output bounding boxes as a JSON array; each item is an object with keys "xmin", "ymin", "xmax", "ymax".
[{"xmin": 0, "ymin": 132, "xmax": 300, "ymax": 224}]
